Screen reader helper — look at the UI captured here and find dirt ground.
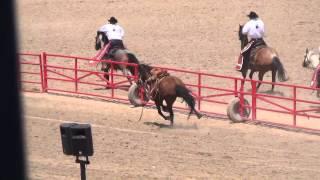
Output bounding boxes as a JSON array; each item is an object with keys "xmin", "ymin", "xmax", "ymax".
[
  {"xmin": 24, "ymin": 92, "xmax": 320, "ymax": 179},
  {"xmin": 17, "ymin": 0, "xmax": 320, "ymax": 179}
]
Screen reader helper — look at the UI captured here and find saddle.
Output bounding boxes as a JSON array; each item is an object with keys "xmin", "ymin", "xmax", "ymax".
[
  {"xmin": 249, "ymin": 40, "xmax": 267, "ymax": 60},
  {"xmin": 146, "ymin": 68, "xmax": 170, "ymax": 100},
  {"xmin": 235, "ymin": 39, "xmax": 267, "ymax": 71}
]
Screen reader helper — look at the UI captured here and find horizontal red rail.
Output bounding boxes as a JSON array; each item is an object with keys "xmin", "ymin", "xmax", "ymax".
[{"xmin": 19, "ymin": 52, "xmax": 320, "ymax": 134}]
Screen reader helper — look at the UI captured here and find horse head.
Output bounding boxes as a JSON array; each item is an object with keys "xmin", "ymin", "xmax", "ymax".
[
  {"xmin": 138, "ymin": 63, "xmax": 153, "ymax": 82},
  {"xmin": 302, "ymin": 48, "xmax": 320, "ymax": 68},
  {"xmin": 302, "ymin": 48, "xmax": 310, "ymax": 67},
  {"xmin": 238, "ymin": 24, "xmax": 248, "ymax": 49},
  {"xmin": 95, "ymin": 32, "xmax": 109, "ymax": 50}
]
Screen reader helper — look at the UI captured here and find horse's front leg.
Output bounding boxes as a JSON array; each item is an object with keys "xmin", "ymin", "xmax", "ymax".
[
  {"xmin": 122, "ymin": 68, "xmax": 133, "ymax": 85},
  {"xmin": 155, "ymin": 98, "xmax": 170, "ymax": 120},
  {"xmin": 102, "ymin": 64, "xmax": 111, "ymax": 89}
]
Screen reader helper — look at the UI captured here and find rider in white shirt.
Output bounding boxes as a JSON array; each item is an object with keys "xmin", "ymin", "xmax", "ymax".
[
  {"xmin": 237, "ymin": 11, "xmax": 267, "ymax": 70},
  {"xmin": 97, "ymin": 17, "xmax": 125, "ymax": 55},
  {"xmin": 242, "ymin": 13, "xmax": 265, "ymax": 41}
]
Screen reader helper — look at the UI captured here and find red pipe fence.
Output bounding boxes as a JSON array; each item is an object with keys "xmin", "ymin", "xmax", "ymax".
[{"xmin": 19, "ymin": 52, "xmax": 320, "ymax": 133}]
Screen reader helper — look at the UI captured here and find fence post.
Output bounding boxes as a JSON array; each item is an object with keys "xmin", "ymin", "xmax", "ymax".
[
  {"xmin": 251, "ymin": 80, "xmax": 257, "ymax": 120},
  {"xmin": 41, "ymin": 52, "xmax": 48, "ymax": 92},
  {"xmin": 74, "ymin": 58, "xmax": 78, "ymax": 92},
  {"xmin": 293, "ymin": 86, "xmax": 297, "ymax": 126},
  {"xmin": 39, "ymin": 54, "xmax": 44, "ymax": 93},
  {"xmin": 134, "ymin": 64, "xmax": 138, "ymax": 81},
  {"xmin": 234, "ymin": 79, "xmax": 238, "ymax": 97},
  {"xmin": 111, "ymin": 62, "xmax": 114, "ymax": 98},
  {"xmin": 239, "ymin": 79, "xmax": 244, "ymax": 117},
  {"xmin": 198, "ymin": 73, "xmax": 201, "ymax": 111}
]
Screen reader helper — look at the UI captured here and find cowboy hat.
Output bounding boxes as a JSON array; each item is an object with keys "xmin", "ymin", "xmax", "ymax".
[
  {"xmin": 247, "ymin": 11, "xmax": 259, "ymax": 19},
  {"xmin": 108, "ymin": 16, "xmax": 118, "ymax": 24}
]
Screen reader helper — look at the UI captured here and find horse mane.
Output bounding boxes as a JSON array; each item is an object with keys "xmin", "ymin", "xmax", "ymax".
[{"xmin": 138, "ymin": 63, "xmax": 153, "ymax": 81}]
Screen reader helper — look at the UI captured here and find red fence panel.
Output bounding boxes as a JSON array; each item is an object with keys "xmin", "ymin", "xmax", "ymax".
[
  {"xmin": 19, "ymin": 53, "xmax": 43, "ymax": 92},
  {"xmin": 19, "ymin": 52, "xmax": 320, "ymax": 133},
  {"xmin": 42, "ymin": 53, "xmax": 138, "ymax": 103}
]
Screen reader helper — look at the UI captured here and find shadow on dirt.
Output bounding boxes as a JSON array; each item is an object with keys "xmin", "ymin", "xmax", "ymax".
[{"xmin": 143, "ymin": 121, "xmax": 198, "ymax": 129}]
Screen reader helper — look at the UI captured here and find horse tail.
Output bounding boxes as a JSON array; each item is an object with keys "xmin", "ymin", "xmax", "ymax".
[
  {"xmin": 272, "ymin": 56, "xmax": 289, "ymax": 82},
  {"xmin": 175, "ymin": 85, "xmax": 197, "ymax": 117}
]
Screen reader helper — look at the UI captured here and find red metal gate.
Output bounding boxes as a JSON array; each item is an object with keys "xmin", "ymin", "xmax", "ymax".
[{"xmin": 19, "ymin": 52, "xmax": 320, "ymax": 133}]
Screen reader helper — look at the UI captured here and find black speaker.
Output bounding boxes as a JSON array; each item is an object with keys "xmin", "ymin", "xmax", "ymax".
[
  {"xmin": 60, "ymin": 123, "xmax": 94, "ymax": 156},
  {"xmin": 60, "ymin": 123, "xmax": 77, "ymax": 155}
]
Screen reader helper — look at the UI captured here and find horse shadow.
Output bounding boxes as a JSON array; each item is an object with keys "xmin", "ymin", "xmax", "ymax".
[
  {"xmin": 143, "ymin": 122, "xmax": 173, "ymax": 129},
  {"xmin": 143, "ymin": 121, "xmax": 199, "ymax": 129}
]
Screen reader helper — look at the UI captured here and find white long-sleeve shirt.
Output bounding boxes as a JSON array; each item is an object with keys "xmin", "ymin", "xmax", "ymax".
[
  {"xmin": 242, "ymin": 19, "xmax": 265, "ymax": 39},
  {"xmin": 98, "ymin": 24, "xmax": 124, "ymax": 40}
]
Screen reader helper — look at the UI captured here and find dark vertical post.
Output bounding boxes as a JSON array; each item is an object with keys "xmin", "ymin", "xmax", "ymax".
[
  {"xmin": 75, "ymin": 58, "xmax": 78, "ymax": 92},
  {"xmin": 42, "ymin": 52, "xmax": 48, "ymax": 92},
  {"xmin": 0, "ymin": 0, "xmax": 26, "ymax": 178},
  {"xmin": 39, "ymin": 54, "xmax": 45, "ymax": 92},
  {"xmin": 80, "ymin": 162, "xmax": 86, "ymax": 180},
  {"xmin": 197, "ymin": 73, "xmax": 201, "ymax": 111}
]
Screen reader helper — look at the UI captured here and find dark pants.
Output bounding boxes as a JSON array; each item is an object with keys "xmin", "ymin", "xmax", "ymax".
[
  {"xmin": 106, "ymin": 39, "xmax": 125, "ymax": 58},
  {"xmin": 109, "ymin": 39, "xmax": 125, "ymax": 51}
]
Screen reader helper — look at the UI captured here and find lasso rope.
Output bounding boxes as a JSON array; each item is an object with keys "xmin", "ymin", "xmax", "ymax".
[{"xmin": 138, "ymin": 106, "xmax": 144, "ymax": 122}]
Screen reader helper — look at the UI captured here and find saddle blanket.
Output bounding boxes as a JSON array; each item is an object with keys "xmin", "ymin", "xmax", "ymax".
[
  {"xmin": 310, "ymin": 64, "xmax": 320, "ymax": 88},
  {"xmin": 234, "ymin": 41, "xmax": 254, "ymax": 71},
  {"xmin": 235, "ymin": 54, "xmax": 244, "ymax": 71},
  {"xmin": 89, "ymin": 43, "xmax": 110, "ymax": 65}
]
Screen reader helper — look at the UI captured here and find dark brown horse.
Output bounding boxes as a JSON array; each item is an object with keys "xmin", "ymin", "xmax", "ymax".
[
  {"xmin": 238, "ymin": 25, "xmax": 288, "ymax": 90},
  {"xmin": 138, "ymin": 64, "xmax": 202, "ymax": 126},
  {"xmin": 94, "ymin": 32, "xmax": 140, "ymax": 85}
]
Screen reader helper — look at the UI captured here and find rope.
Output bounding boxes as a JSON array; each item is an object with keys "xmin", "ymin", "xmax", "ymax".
[{"xmin": 138, "ymin": 106, "xmax": 144, "ymax": 122}]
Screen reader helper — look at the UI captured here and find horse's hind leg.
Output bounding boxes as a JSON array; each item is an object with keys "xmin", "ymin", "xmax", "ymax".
[
  {"xmin": 271, "ymin": 69, "xmax": 276, "ymax": 91},
  {"xmin": 249, "ymin": 70, "xmax": 255, "ymax": 80},
  {"xmin": 257, "ymin": 71, "xmax": 266, "ymax": 90},
  {"xmin": 165, "ymin": 96, "xmax": 176, "ymax": 126},
  {"xmin": 193, "ymin": 108, "xmax": 203, "ymax": 119}
]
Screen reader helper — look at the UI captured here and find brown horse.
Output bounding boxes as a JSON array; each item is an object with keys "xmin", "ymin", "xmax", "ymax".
[
  {"xmin": 238, "ymin": 25, "xmax": 288, "ymax": 91},
  {"xmin": 138, "ymin": 64, "xmax": 202, "ymax": 126}
]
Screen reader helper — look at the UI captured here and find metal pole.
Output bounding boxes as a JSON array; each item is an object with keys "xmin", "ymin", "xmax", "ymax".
[
  {"xmin": 42, "ymin": 52, "xmax": 48, "ymax": 92},
  {"xmin": 293, "ymin": 87, "xmax": 297, "ymax": 126},
  {"xmin": 111, "ymin": 63, "xmax": 114, "ymax": 98},
  {"xmin": 75, "ymin": 58, "xmax": 78, "ymax": 92},
  {"xmin": 197, "ymin": 73, "xmax": 201, "ymax": 111},
  {"xmin": 39, "ymin": 54, "xmax": 44, "ymax": 92},
  {"xmin": 80, "ymin": 162, "xmax": 86, "ymax": 180},
  {"xmin": 234, "ymin": 79, "xmax": 238, "ymax": 97},
  {"xmin": 251, "ymin": 80, "xmax": 257, "ymax": 120}
]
